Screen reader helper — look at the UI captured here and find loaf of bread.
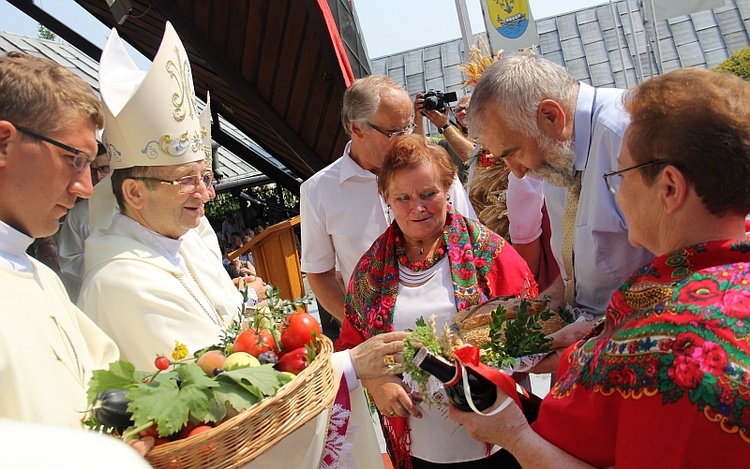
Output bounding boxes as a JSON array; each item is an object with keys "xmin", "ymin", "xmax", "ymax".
[{"xmin": 450, "ymin": 296, "xmax": 563, "ymax": 347}]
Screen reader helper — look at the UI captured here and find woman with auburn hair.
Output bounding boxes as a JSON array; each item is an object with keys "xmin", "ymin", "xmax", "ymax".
[{"xmin": 337, "ymin": 134, "xmax": 537, "ymax": 468}]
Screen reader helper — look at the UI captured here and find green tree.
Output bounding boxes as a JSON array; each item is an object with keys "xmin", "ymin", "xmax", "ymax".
[
  {"xmin": 714, "ymin": 46, "xmax": 750, "ymax": 82},
  {"xmin": 204, "ymin": 183, "xmax": 299, "ymax": 227},
  {"xmin": 37, "ymin": 25, "xmax": 56, "ymax": 41},
  {"xmin": 204, "ymin": 192, "xmax": 241, "ymax": 221}
]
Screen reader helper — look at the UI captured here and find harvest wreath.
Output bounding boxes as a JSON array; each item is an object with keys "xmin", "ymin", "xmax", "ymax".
[{"xmin": 402, "ymin": 296, "xmax": 574, "ymax": 403}]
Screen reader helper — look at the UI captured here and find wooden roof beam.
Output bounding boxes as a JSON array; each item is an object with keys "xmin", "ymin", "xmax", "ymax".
[{"xmin": 149, "ymin": 0, "xmax": 326, "ymax": 175}]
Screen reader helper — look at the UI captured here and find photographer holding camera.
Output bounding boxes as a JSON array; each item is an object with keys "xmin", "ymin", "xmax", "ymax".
[{"xmin": 414, "ymin": 91, "xmax": 474, "ymax": 185}]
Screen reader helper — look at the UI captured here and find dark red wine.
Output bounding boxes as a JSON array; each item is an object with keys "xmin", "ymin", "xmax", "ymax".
[{"xmin": 412, "ymin": 347, "xmax": 497, "ymax": 412}]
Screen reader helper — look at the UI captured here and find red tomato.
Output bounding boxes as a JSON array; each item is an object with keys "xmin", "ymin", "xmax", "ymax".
[
  {"xmin": 175, "ymin": 422, "xmax": 199, "ymax": 440},
  {"xmin": 233, "ymin": 329, "xmax": 277, "ymax": 357},
  {"xmin": 280, "ymin": 312, "xmax": 321, "ymax": 351},
  {"xmin": 153, "ymin": 436, "xmax": 171, "ymax": 446},
  {"xmin": 187, "ymin": 425, "xmax": 218, "ymax": 455},
  {"xmin": 276, "ymin": 347, "xmax": 310, "ymax": 374},
  {"xmin": 187, "ymin": 425, "xmax": 214, "ymax": 437},
  {"xmin": 139, "ymin": 424, "xmax": 159, "ymax": 439}
]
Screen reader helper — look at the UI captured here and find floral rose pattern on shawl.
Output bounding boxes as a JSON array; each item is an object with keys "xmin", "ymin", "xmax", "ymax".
[{"xmin": 552, "ymin": 239, "xmax": 750, "ymax": 444}]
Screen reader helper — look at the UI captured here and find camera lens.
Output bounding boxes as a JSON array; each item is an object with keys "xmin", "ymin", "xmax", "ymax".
[{"xmin": 423, "ymin": 96, "xmax": 440, "ymax": 111}]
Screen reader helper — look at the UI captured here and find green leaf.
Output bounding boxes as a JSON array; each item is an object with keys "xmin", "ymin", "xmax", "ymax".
[
  {"xmin": 211, "ymin": 378, "xmax": 260, "ymax": 419},
  {"xmin": 127, "ymin": 380, "xmax": 188, "ymax": 437},
  {"xmin": 176, "ymin": 363, "xmax": 221, "ymax": 390},
  {"xmin": 216, "ymin": 364, "xmax": 281, "ymax": 397},
  {"xmin": 126, "ymin": 368, "xmax": 217, "ymax": 438},
  {"xmin": 403, "ymin": 316, "xmax": 444, "ymax": 385},
  {"xmin": 86, "ymin": 360, "xmax": 147, "ymax": 404}
]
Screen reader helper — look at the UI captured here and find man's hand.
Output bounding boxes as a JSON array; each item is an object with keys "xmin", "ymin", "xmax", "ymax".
[
  {"xmin": 528, "ymin": 321, "xmax": 595, "ymax": 373},
  {"xmin": 414, "ymin": 93, "xmax": 451, "ymax": 128}
]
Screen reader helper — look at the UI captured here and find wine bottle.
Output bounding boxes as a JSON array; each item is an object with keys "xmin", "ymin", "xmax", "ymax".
[{"xmin": 411, "ymin": 347, "xmax": 497, "ymax": 412}]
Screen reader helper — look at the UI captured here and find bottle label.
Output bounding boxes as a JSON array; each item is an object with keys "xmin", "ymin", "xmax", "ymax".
[{"xmin": 415, "ymin": 389, "xmax": 463, "ymax": 435}]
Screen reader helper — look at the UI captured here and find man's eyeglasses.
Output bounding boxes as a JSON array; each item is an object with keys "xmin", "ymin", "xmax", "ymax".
[
  {"xmin": 366, "ymin": 122, "xmax": 416, "ymax": 141},
  {"xmin": 130, "ymin": 172, "xmax": 213, "ymax": 194},
  {"xmin": 602, "ymin": 160, "xmax": 667, "ymax": 194},
  {"xmin": 91, "ymin": 165, "xmax": 111, "ymax": 176},
  {"xmin": 14, "ymin": 124, "xmax": 96, "ymax": 172}
]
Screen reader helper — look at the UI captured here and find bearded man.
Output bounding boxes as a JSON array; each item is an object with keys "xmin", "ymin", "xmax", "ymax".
[{"xmin": 468, "ymin": 52, "xmax": 654, "ymax": 371}]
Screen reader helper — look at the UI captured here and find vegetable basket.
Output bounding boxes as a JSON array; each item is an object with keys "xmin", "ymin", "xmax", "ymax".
[{"xmin": 144, "ymin": 335, "xmax": 336, "ymax": 468}]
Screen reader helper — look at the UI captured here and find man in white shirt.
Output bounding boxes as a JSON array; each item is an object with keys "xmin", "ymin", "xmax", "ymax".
[
  {"xmin": 468, "ymin": 52, "xmax": 654, "ymax": 369},
  {"xmin": 301, "ymin": 75, "xmax": 476, "ymax": 322},
  {"xmin": 0, "ymin": 51, "xmax": 119, "ymax": 428}
]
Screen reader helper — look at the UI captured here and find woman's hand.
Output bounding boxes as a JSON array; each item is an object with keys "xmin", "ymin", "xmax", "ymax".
[
  {"xmin": 447, "ymin": 391, "xmax": 530, "ymax": 450},
  {"xmin": 448, "ymin": 390, "xmax": 597, "ymax": 468},
  {"xmin": 363, "ymin": 375, "xmax": 422, "ymax": 419},
  {"xmin": 349, "ymin": 331, "xmax": 409, "ymax": 380}
]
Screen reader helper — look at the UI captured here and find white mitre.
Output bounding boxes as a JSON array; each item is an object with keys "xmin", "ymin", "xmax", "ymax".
[{"xmin": 89, "ymin": 21, "xmax": 210, "ymax": 231}]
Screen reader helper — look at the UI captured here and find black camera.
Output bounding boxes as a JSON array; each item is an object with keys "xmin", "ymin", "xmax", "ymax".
[{"xmin": 422, "ymin": 89, "xmax": 458, "ymax": 113}]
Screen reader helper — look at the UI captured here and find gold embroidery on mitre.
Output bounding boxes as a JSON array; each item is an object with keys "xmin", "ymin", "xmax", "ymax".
[
  {"xmin": 166, "ymin": 46, "xmax": 197, "ymax": 123},
  {"xmin": 141, "ymin": 130, "xmax": 203, "ymax": 159},
  {"xmin": 624, "ymin": 281, "xmax": 674, "ymax": 311}
]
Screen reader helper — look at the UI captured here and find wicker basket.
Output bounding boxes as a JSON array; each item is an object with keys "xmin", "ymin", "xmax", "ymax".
[{"xmin": 144, "ymin": 336, "xmax": 336, "ymax": 468}]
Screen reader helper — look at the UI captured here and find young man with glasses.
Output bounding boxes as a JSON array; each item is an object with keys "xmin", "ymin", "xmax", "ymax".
[
  {"xmin": 58, "ymin": 142, "xmax": 110, "ymax": 301},
  {"xmin": 78, "ymin": 24, "xmax": 243, "ymax": 371},
  {"xmin": 0, "ymin": 52, "xmax": 119, "ymax": 427},
  {"xmin": 300, "ymin": 75, "xmax": 476, "ymax": 327}
]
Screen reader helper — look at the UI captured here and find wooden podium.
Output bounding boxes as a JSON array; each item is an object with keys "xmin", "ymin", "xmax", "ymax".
[{"xmin": 228, "ymin": 216, "xmax": 304, "ymax": 301}]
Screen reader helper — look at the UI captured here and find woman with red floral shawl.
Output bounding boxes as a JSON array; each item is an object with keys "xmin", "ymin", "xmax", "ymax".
[
  {"xmin": 336, "ymin": 135, "xmax": 537, "ymax": 468},
  {"xmin": 449, "ymin": 68, "xmax": 750, "ymax": 469}
]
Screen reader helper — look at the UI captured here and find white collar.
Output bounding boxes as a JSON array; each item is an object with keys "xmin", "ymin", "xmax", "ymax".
[
  {"xmin": 574, "ymin": 82, "xmax": 596, "ymax": 171},
  {"xmin": 0, "ymin": 219, "xmax": 35, "ymax": 272},
  {"xmin": 340, "ymin": 141, "xmax": 377, "ymax": 183},
  {"xmin": 114, "ymin": 214, "xmax": 188, "ymax": 274}
]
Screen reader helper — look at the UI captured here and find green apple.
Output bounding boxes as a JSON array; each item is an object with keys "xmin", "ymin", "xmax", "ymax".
[
  {"xmin": 223, "ymin": 352, "xmax": 261, "ymax": 370},
  {"xmin": 278, "ymin": 371, "xmax": 296, "ymax": 385}
]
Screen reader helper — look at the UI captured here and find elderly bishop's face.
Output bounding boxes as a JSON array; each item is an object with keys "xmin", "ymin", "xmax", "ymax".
[{"xmin": 138, "ymin": 160, "xmax": 210, "ymax": 239}]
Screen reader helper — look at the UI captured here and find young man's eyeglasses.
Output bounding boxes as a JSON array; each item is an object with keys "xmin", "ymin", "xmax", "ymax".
[
  {"xmin": 14, "ymin": 124, "xmax": 95, "ymax": 172},
  {"xmin": 602, "ymin": 160, "xmax": 667, "ymax": 194},
  {"xmin": 130, "ymin": 172, "xmax": 214, "ymax": 194},
  {"xmin": 366, "ymin": 122, "xmax": 416, "ymax": 141}
]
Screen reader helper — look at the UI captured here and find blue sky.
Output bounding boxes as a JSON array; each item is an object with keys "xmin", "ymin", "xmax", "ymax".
[{"xmin": 0, "ymin": 0, "xmax": 606, "ymax": 62}]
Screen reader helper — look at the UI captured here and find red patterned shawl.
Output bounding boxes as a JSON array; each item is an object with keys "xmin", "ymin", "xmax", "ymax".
[{"xmin": 533, "ymin": 238, "xmax": 750, "ymax": 468}]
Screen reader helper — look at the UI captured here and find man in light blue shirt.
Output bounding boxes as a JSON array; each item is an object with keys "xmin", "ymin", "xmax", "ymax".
[{"xmin": 468, "ymin": 52, "xmax": 654, "ymax": 370}]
